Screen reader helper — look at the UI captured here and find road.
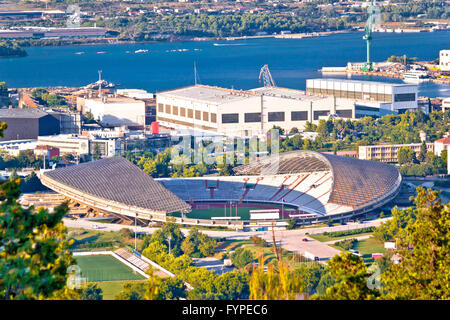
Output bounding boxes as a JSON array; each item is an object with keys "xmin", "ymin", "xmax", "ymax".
[{"xmin": 64, "ymin": 217, "xmax": 391, "ymax": 262}]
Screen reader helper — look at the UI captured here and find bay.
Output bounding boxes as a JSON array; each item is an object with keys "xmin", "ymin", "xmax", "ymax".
[{"xmin": 0, "ymin": 31, "xmax": 449, "ymax": 97}]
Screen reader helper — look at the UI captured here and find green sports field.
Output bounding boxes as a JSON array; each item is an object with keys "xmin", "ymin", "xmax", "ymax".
[
  {"xmin": 76, "ymin": 255, "xmax": 145, "ymax": 282},
  {"xmin": 170, "ymin": 203, "xmax": 292, "ymax": 220}
]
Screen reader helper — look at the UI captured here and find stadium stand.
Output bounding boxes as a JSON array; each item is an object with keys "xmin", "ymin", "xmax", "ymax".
[
  {"xmin": 39, "ymin": 150, "xmax": 401, "ymax": 224},
  {"xmin": 40, "ymin": 157, "xmax": 191, "ymax": 221}
]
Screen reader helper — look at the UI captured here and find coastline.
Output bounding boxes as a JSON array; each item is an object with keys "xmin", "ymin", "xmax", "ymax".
[{"xmin": 16, "ymin": 29, "xmax": 354, "ymax": 49}]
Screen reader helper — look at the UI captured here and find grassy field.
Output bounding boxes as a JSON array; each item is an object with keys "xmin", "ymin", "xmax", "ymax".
[
  {"xmin": 97, "ymin": 280, "xmax": 146, "ymax": 300},
  {"xmin": 76, "ymin": 255, "xmax": 145, "ymax": 282},
  {"xmin": 331, "ymin": 237, "xmax": 386, "ymax": 263},
  {"xmin": 68, "ymin": 228, "xmax": 142, "ymax": 251},
  {"xmin": 309, "ymin": 231, "xmax": 375, "ymax": 243},
  {"xmin": 170, "ymin": 203, "xmax": 288, "ymax": 220}
]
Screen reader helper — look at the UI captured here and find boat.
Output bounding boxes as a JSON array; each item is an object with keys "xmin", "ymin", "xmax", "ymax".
[
  {"xmin": 403, "ymin": 70, "xmax": 430, "ymax": 83},
  {"xmin": 85, "ymin": 79, "xmax": 116, "ymax": 89},
  {"xmin": 75, "ymin": 51, "xmax": 85, "ymax": 55},
  {"xmin": 134, "ymin": 49, "xmax": 148, "ymax": 53},
  {"xmin": 96, "ymin": 51, "xmax": 107, "ymax": 54}
]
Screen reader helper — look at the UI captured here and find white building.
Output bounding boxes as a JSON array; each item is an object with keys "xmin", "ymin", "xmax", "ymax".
[
  {"xmin": 442, "ymin": 98, "xmax": 450, "ymax": 112},
  {"xmin": 155, "ymin": 85, "xmax": 387, "ymax": 138},
  {"xmin": 89, "ymin": 138, "xmax": 121, "ymax": 158},
  {"xmin": 37, "ymin": 134, "xmax": 90, "ymax": 157},
  {"xmin": 439, "ymin": 50, "xmax": 450, "ymax": 71},
  {"xmin": 306, "ymin": 78, "xmax": 419, "ymax": 114},
  {"xmin": 0, "ymin": 139, "xmax": 37, "ymax": 156},
  {"xmin": 115, "ymin": 89, "xmax": 154, "ymax": 100},
  {"xmin": 84, "ymin": 96, "xmax": 146, "ymax": 127}
]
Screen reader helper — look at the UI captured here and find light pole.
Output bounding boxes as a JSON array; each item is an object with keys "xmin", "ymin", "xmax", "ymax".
[
  {"xmin": 167, "ymin": 234, "xmax": 172, "ymax": 256},
  {"xmin": 134, "ymin": 213, "xmax": 137, "ymax": 251}
]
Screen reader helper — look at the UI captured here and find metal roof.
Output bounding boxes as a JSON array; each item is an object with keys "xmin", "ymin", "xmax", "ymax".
[
  {"xmin": 0, "ymin": 108, "xmax": 49, "ymax": 119},
  {"xmin": 233, "ymin": 150, "xmax": 401, "ymax": 209},
  {"xmin": 157, "ymin": 85, "xmax": 258, "ymax": 104}
]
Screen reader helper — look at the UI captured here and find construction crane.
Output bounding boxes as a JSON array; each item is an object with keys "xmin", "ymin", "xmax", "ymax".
[
  {"xmin": 259, "ymin": 64, "xmax": 276, "ymax": 87},
  {"xmin": 362, "ymin": 0, "xmax": 375, "ymax": 72}
]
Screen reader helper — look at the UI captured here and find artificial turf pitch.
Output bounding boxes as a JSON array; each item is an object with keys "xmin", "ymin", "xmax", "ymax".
[{"xmin": 76, "ymin": 255, "xmax": 145, "ymax": 282}]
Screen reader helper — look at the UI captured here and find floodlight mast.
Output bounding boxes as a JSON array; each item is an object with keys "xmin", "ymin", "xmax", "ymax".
[{"xmin": 362, "ymin": 0, "xmax": 375, "ymax": 72}]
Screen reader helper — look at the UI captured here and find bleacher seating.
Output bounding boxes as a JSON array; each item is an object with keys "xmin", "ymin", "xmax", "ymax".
[
  {"xmin": 158, "ymin": 170, "xmax": 334, "ymax": 215},
  {"xmin": 114, "ymin": 248, "xmax": 150, "ymax": 272}
]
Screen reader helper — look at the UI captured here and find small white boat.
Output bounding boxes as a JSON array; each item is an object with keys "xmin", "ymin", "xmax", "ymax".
[
  {"xmin": 403, "ymin": 70, "xmax": 430, "ymax": 83},
  {"xmin": 75, "ymin": 51, "xmax": 85, "ymax": 55},
  {"xmin": 96, "ymin": 51, "xmax": 107, "ymax": 54},
  {"xmin": 134, "ymin": 49, "xmax": 148, "ymax": 53}
]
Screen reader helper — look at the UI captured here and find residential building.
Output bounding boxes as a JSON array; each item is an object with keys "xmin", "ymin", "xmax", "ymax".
[
  {"xmin": 37, "ymin": 134, "xmax": 89, "ymax": 158},
  {"xmin": 359, "ymin": 143, "xmax": 434, "ymax": 163},
  {"xmin": 434, "ymin": 137, "xmax": 450, "ymax": 157},
  {"xmin": 439, "ymin": 50, "xmax": 450, "ymax": 71}
]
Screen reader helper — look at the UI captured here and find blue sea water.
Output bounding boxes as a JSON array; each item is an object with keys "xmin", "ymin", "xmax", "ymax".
[{"xmin": 0, "ymin": 31, "xmax": 449, "ymax": 97}]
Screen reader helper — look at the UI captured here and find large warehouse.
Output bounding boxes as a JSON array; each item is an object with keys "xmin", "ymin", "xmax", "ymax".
[
  {"xmin": 156, "ymin": 80, "xmax": 419, "ymax": 138},
  {"xmin": 39, "ymin": 151, "xmax": 401, "ymax": 228},
  {"xmin": 157, "ymin": 85, "xmax": 364, "ymax": 137}
]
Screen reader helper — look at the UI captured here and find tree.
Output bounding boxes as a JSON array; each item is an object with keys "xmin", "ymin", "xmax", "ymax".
[
  {"xmin": 0, "ymin": 177, "xmax": 76, "ymax": 299},
  {"xmin": 93, "ymin": 143, "xmax": 102, "ymax": 160},
  {"xmin": 286, "ymin": 218, "xmax": 297, "ymax": 230},
  {"xmin": 231, "ymin": 248, "xmax": 254, "ymax": 269},
  {"xmin": 312, "ymin": 252, "xmax": 379, "ymax": 300},
  {"xmin": 249, "ymin": 256, "xmax": 304, "ymax": 300},
  {"xmin": 381, "ymin": 187, "xmax": 449, "ymax": 299},
  {"xmin": 146, "ymin": 222, "xmax": 185, "ymax": 257},
  {"xmin": 80, "ymin": 283, "xmax": 103, "ymax": 300},
  {"xmin": 418, "ymin": 141, "xmax": 427, "ymax": 163},
  {"xmin": 397, "ymin": 146, "xmax": 415, "ymax": 165},
  {"xmin": 115, "ymin": 281, "xmax": 146, "ymax": 300},
  {"xmin": 145, "ymin": 272, "xmax": 186, "ymax": 300}
]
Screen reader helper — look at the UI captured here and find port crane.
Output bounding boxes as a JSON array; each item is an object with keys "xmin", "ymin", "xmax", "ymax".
[
  {"xmin": 362, "ymin": 0, "xmax": 375, "ymax": 72},
  {"xmin": 259, "ymin": 64, "xmax": 276, "ymax": 87}
]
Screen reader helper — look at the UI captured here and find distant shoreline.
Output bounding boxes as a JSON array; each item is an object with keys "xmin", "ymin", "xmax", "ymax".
[{"xmin": 16, "ymin": 29, "xmax": 354, "ymax": 49}]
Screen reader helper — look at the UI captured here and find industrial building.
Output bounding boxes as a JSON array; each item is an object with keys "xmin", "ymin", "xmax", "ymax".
[
  {"xmin": 0, "ymin": 27, "xmax": 106, "ymax": 39},
  {"xmin": 306, "ymin": 78, "xmax": 419, "ymax": 114},
  {"xmin": 83, "ymin": 96, "xmax": 147, "ymax": 128},
  {"xmin": 156, "ymin": 80, "xmax": 421, "ymax": 137},
  {"xmin": 0, "ymin": 108, "xmax": 60, "ymax": 141},
  {"xmin": 156, "ymin": 85, "xmax": 366, "ymax": 137}
]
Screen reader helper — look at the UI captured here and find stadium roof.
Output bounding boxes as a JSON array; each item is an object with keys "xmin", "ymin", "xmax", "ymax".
[
  {"xmin": 233, "ymin": 150, "xmax": 401, "ymax": 209},
  {"xmin": 42, "ymin": 157, "xmax": 191, "ymax": 214}
]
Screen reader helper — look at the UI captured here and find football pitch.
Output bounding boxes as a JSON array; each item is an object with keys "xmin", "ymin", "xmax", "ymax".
[
  {"xmin": 171, "ymin": 202, "xmax": 294, "ymax": 220},
  {"xmin": 76, "ymin": 255, "xmax": 145, "ymax": 282}
]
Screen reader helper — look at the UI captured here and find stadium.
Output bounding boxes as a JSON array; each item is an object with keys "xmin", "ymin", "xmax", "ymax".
[{"xmin": 39, "ymin": 150, "xmax": 402, "ymax": 230}]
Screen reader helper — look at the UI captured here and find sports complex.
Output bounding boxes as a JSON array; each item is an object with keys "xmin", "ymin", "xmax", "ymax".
[{"xmin": 39, "ymin": 150, "xmax": 402, "ymax": 230}]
